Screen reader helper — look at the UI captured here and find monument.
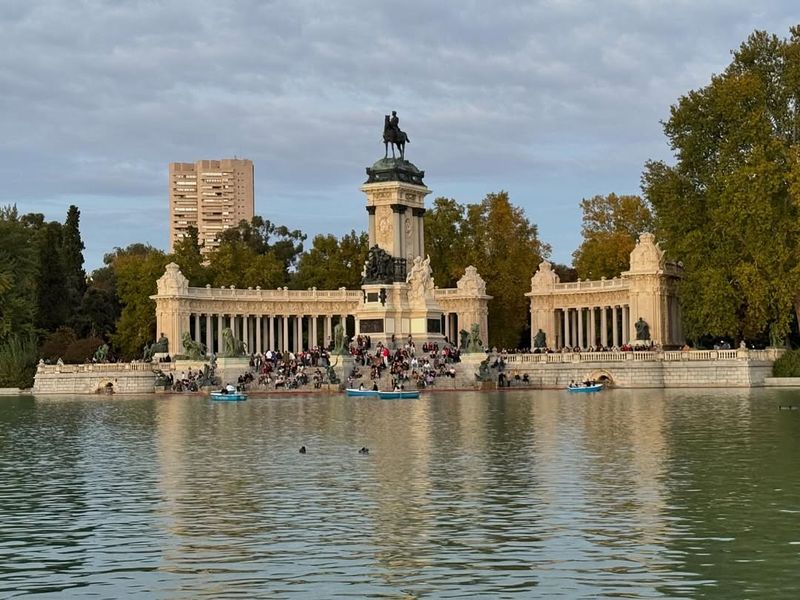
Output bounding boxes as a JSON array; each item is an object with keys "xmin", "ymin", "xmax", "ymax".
[
  {"xmin": 355, "ymin": 112, "xmax": 445, "ymax": 346},
  {"xmin": 151, "ymin": 113, "xmax": 491, "ymax": 356}
]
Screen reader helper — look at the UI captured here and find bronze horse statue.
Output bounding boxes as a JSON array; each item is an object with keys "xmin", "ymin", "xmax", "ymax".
[{"xmin": 383, "ymin": 114, "xmax": 410, "ymax": 160}]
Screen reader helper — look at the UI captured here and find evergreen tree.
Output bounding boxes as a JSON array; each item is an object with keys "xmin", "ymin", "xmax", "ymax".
[
  {"xmin": 35, "ymin": 221, "xmax": 69, "ymax": 332},
  {"xmin": 62, "ymin": 205, "xmax": 87, "ymax": 320}
]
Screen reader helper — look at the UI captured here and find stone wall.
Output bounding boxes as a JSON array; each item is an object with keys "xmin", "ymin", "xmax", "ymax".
[{"xmin": 33, "ymin": 364, "xmax": 157, "ymax": 395}]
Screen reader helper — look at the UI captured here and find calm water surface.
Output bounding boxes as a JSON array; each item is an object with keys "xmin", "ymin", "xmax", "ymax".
[{"xmin": 1, "ymin": 389, "xmax": 799, "ymax": 598}]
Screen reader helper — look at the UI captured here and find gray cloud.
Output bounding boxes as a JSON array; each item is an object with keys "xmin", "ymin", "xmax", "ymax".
[{"xmin": 0, "ymin": 0, "xmax": 796, "ymax": 269}]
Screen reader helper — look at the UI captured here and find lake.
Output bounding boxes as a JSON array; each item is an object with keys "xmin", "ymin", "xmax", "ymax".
[{"xmin": 1, "ymin": 389, "xmax": 799, "ymax": 598}]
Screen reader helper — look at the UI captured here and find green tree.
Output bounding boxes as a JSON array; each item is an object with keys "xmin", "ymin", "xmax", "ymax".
[
  {"xmin": 292, "ymin": 230, "xmax": 369, "ymax": 290},
  {"xmin": 35, "ymin": 221, "xmax": 69, "ymax": 331},
  {"xmin": 643, "ymin": 27, "xmax": 800, "ymax": 342},
  {"xmin": 572, "ymin": 194, "xmax": 654, "ymax": 280},
  {"xmin": 0, "ymin": 206, "xmax": 38, "ymax": 341},
  {"xmin": 62, "ymin": 205, "xmax": 87, "ymax": 320},
  {"xmin": 424, "ymin": 197, "xmax": 468, "ymax": 287},
  {"xmin": 213, "ymin": 216, "xmax": 306, "ymax": 280},
  {"xmin": 206, "ymin": 241, "xmax": 286, "ymax": 289},
  {"xmin": 107, "ymin": 245, "xmax": 168, "ymax": 359},
  {"xmin": 462, "ymin": 192, "xmax": 551, "ymax": 348},
  {"xmin": 170, "ymin": 225, "xmax": 208, "ymax": 286}
]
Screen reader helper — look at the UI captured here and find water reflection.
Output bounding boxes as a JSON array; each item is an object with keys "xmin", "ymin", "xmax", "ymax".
[{"xmin": 0, "ymin": 390, "xmax": 799, "ymax": 597}]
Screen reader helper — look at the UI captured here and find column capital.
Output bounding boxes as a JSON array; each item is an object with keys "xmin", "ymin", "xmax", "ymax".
[
  {"xmin": 390, "ymin": 203, "xmax": 407, "ymax": 213},
  {"xmin": 366, "ymin": 206, "xmax": 376, "ymax": 215}
]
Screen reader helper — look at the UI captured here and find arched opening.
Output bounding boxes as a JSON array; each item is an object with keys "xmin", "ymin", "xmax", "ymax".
[{"xmin": 588, "ymin": 370, "xmax": 614, "ymax": 387}]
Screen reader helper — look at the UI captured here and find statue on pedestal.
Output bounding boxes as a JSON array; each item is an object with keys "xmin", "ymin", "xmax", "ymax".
[
  {"xmin": 220, "ymin": 328, "xmax": 247, "ymax": 357},
  {"xmin": 181, "ymin": 332, "xmax": 207, "ymax": 360},
  {"xmin": 143, "ymin": 333, "xmax": 169, "ymax": 361},
  {"xmin": 383, "ymin": 111, "xmax": 410, "ymax": 160},
  {"xmin": 635, "ymin": 318, "xmax": 651, "ymax": 341},
  {"xmin": 533, "ymin": 329, "xmax": 547, "ymax": 349}
]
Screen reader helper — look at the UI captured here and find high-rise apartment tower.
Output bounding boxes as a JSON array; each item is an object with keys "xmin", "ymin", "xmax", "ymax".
[{"xmin": 168, "ymin": 158, "xmax": 254, "ymax": 253}]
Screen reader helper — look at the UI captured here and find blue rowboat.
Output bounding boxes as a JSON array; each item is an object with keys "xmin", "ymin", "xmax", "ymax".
[
  {"xmin": 345, "ymin": 388, "xmax": 379, "ymax": 397},
  {"xmin": 377, "ymin": 390, "xmax": 420, "ymax": 400},
  {"xmin": 566, "ymin": 383, "xmax": 603, "ymax": 393},
  {"xmin": 210, "ymin": 391, "xmax": 248, "ymax": 401}
]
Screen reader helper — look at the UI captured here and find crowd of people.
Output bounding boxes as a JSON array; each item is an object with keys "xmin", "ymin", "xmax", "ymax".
[{"xmin": 346, "ymin": 335, "xmax": 460, "ymax": 390}]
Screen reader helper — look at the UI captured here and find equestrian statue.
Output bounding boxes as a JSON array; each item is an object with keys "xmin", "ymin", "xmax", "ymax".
[{"xmin": 383, "ymin": 110, "xmax": 410, "ymax": 160}]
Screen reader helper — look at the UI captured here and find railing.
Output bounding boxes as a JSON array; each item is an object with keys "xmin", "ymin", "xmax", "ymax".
[
  {"xmin": 502, "ymin": 349, "xmax": 783, "ymax": 364},
  {"xmin": 37, "ymin": 362, "xmax": 157, "ymax": 374},
  {"xmin": 182, "ymin": 287, "xmax": 363, "ymax": 301},
  {"xmin": 529, "ymin": 278, "xmax": 629, "ymax": 294}
]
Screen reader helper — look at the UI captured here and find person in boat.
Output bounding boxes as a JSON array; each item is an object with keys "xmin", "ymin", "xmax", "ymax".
[
  {"xmin": 372, "ymin": 382, "xmax": 379, "ymax": 391},
  {"xmin": 569, "ymin": 380, "xmax": 576, "ymax": 388},
  {"xmin": 358, "ymin": 382, "xmax": 365, "ymax": 391}
]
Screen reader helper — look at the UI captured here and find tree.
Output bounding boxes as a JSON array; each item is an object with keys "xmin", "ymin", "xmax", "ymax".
[
  {"xmin": 107, "ymin": 245, "xmax": 169, "ymax": 359},
  {"xmin": 205, "ymin": 241, "xmax": 286, "ymax": 289},
  {"xmin": 643, "ymin": 27, "xmax": 800, "ymax": 342},
  {"xmin": 35, "ymin": 221, "xmax": 69, "ymax": 331},
  {"xmin": 571, "ymin": 194, "xmax": 654, "ymax": 280},
  {"xmin": 0, "ymin": 206, "xmax": 38, "ymax": 341},
  {"xmin": 213, "ymin": 216, "xmax": 306, "ymax": 280},
  {"xmin": 170, "ymin": 225, "xmax": 208, "ymax": 286},
  {"xmin": 292, "ymin": 230, "xmax": 369, "ymax": 290},
  {"xmin": 424, "ymin": 197, "xmax": 468, "ymax": 288},
  {"xmin": 462, "ymin": 192, "xmax": 551, "ymax": 348},
  {"xmin": 62, "ymin": 205, "xmax": 87, "ymax": 320}
]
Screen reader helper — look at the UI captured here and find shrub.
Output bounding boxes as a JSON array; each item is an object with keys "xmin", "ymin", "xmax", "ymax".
[
  {"xmin": 40, "ymin": 326, "xmax": 78, "ymax": 361},
  {"xmin": 63, "ymin": 337, "xmax": 104, "ymax": 364},
  {"xmin": 772, "ymin": 349, "xmax": 800, "ymax": 377},
  {"xmin": 0, "ymin": 335, "xmax": 38, "ymax": 389}
]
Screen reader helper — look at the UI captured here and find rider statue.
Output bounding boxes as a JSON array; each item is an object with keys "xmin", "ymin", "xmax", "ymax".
[{"xmin": 383, "ymin": 111, "xmax": 410, "ymax": 160}]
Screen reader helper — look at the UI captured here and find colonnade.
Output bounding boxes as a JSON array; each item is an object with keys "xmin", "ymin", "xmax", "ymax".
[
  {"xmin": 187, "ymin": 313, "xmax": 353, "ymax": 355},
  {"xmin": 555, "ymin": 305, "xmax": 630, "ymax": 350}
]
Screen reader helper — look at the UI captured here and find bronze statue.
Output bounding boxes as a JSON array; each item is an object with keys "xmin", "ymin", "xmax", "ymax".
[
  {"xmin": 533, "ymin": 329, "xmax": 547, "ymax": 349},
  {"xmin": 635, "ymin": 318, "xmax": 650, "ymax": 341},
  {"xmin": 383, "ymin": 111, "xmax": 410, "ymax": 160},
  {"xmin": 181, "ymin": 331, "xmax": 206, "ymax": 360},
  {"xmin": 220, "ymin": 327, "xmax": 247, "ymax": 357},
  {"xmin": 143, "ymin": 333, "xmax": 169, "ymax": 361}
]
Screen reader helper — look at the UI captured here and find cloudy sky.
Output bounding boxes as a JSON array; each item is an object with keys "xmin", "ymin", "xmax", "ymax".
[{"xmin": 1, "ymin": 1, "xmax": 796, "ymax": 270}]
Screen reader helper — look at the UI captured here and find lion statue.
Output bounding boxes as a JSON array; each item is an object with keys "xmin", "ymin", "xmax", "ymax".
[
  {"xmin": 465, "ymin": 323, "xmax": 484, "ymax": 354},
  {"xmin": 220, "ymin": 327, "xmax": 247, "ymax": 358},
  {"xmin": 181, "ymin": 331, "xmax": 206, "ymax": 360}
]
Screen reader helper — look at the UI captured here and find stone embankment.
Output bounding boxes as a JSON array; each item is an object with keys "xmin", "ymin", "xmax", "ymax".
[{"xmin": 29, "ymin": 348, "xmax": 785, "ymax": 395}]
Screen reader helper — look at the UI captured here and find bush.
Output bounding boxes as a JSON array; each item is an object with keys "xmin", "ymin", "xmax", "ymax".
[
  {"xmin": 63, "ymin": 337, "xmax": 104, "ymax": 364},
  {"xmin": 772, "ymin": 349, "xmax": 800, "ymax": 377},
  {"xmin": 40, "ymin": 326, "xmax": 78, "ymax": 361},
  {"xmin": 0, "ymin": 335, "xmax": 38, "ymax": 389}
]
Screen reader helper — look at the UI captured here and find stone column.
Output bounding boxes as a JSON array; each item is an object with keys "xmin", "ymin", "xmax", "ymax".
[
  {"xmin": 367, "ymin": 206, "xmax": 376, "ymax": 247},
  {"xmin": 205, "ymin": 314, "xmax": 212, "ymax": 353},
  {"xmin": 601, "ymin": 307, "xmax": 608, "ymax": 348},
  {"xmin": 622, "ymin": 305, "xmax": 630, "ymax": 343},
  {"xmin": 268, "ymin": 315, "xmax": 275, "ymax": 351},
  {"xmin": 588, "ymin": 308, "xmax": 595, "ymax": 348},
  {"xmin": 193, "ymin": 314, "xmax": 201, "ymax": 343},
  {"xmin": 256, "ymin": 316, "xmax": 262, "ymax": 354},
  {"xmin": 612, "ymin": 307, "xmax": 619, "ymax": 347},
  {"xmin": 242, "ymin": 315, "xmax": 249, "ymax": 353},
  {"xmin": 296, "ymin": 316, "xmax": 303, "ymax": 352},
  {"xmin": 577, "ymin": 307, "xmax": 584, "ymax": 349},
  {"xmin": 311, "ymin": 315, "xmax": 318, "ymax": 348},
  {"xmin": 391, "ymin": 204, "xmax": 404, "ymax": 258},
  {"xmin": 325, "ymin": 315, "xmax": 332, "ymax": 346},
  {"xmin": 444, "ymin": 312, "xmax": 450, "ymax": 341},
  {"xmin": 563, "ymin": 309, "xmax": 571, "ymax": 349},
  {"xmin": 282, "ymin": 316, "xmax": 289, "ymax": 351},
  {"xmin": 217, "ymin": 315, "xmax": 224, "ymax": 353}
]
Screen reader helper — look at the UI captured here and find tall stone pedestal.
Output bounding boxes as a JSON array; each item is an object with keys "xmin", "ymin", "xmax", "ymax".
[{"xmin": 215, "ymin": 357, "xmax": 251, "ymax": 387}]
